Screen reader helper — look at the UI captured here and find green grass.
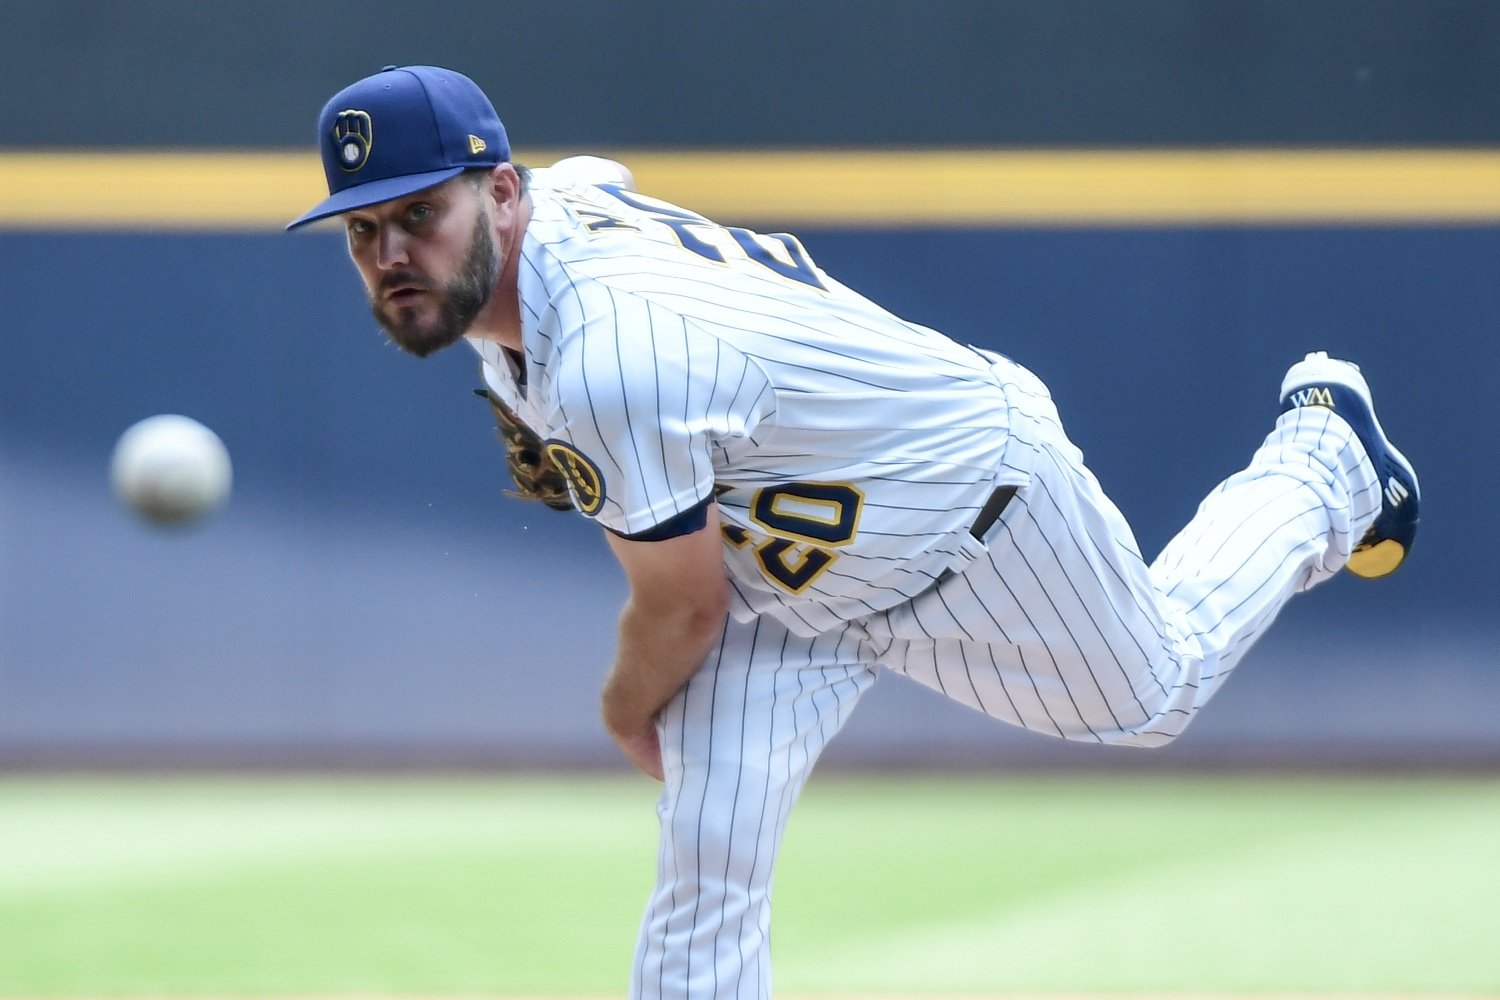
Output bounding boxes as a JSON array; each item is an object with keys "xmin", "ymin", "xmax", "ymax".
[{"xmin": 0, "ymin": 774, "xmax": 1497, "ymax": 996}]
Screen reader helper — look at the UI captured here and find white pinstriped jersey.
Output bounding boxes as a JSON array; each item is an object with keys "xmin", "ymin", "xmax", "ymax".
[
  {"xmin": 456, "ymin": 169, "xmax": 1388, "ymax": 998},
  {"xmin": 470, "ymin": 169, "xmax": 1033, "ymax": 636}
]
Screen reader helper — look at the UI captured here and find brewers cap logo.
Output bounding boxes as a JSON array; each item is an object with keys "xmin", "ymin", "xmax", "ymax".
[
  {"xmin": 544, "ymin": 441, "xmax": 605, "ymax": 515},
  {"xmin": 332, "ymin": 109, "xmax": 373, "ymax": 172}
]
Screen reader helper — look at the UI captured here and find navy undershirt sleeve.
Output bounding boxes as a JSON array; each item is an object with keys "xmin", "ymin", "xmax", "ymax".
[{"xmin": 607, "ymin": 494, "xmax": 713, "ymax": 542}]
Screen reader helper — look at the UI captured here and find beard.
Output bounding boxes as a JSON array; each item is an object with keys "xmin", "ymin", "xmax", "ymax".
[{"xmin": 371, "ymin": 210, "xmax": 501, "ymax": 358}]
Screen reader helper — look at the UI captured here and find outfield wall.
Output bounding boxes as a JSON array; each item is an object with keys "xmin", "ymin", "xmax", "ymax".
[
  {"xmin": 1, "ymin": 2, "xmax": 1496, "ymax": 767},
  {"xmin": 3, "ymin": 224, "xmax": 1496, "ymax": 768},
  {"xmin": 2, "ymin": 0, "xmax": 1498, "ymax": 147}
]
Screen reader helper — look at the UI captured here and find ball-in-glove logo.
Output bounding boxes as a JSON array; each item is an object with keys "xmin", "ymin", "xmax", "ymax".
[
  {"xmin": 332, "ymin": 109, "xmax": 373, "ymax": 172},
  {"xmin": 543, "ymin": 441, "xmax": 605, "ymax": 515}
]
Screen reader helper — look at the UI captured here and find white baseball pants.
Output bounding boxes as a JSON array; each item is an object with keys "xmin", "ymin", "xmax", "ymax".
[{"xmin": 631, "ymin": 364, "xmax": 1382, "ymax": 999}]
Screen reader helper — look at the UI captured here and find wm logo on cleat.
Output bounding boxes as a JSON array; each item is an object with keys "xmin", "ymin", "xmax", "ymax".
[
  {"xmin": 1384, "ymin": 478, "xmax": 1411, "ymax": 508},
  {"xmin": 1289, "ymin": 386, "xmax": 1335, "ymax": 409}
]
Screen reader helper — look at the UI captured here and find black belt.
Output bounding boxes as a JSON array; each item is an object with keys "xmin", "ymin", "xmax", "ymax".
[{"xmin": 969, "ymin": 485, "xmax": 1018, "ymax": 539}]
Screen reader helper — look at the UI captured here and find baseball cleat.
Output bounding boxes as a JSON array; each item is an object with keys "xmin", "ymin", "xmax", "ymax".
[{"xmin": 1279, "ymin": 351, "xmax": 1420, "ymax": 578}]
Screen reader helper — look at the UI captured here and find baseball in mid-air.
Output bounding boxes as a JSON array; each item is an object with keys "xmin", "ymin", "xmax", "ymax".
[{"xmin": 111, "ymin": 414, "xmax": 233, "ymax": 526}]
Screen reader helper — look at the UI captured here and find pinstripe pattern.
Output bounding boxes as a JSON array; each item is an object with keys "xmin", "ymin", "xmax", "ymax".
[
  {"xmin": 631, "ymin": 371, "xmax": 1379, "ymax": 999},
  {"xmin": 472, "ymin": 172, "xmax": 1024, "ymax": 633},
  {"xmin": 468, "ymin": 174, "xmax": 1385, "ymax": 999},
  {"xmin": 635, "ymin": 614, "xmax": 877, "ymax": 1000},
  {"xmin": 874, "ymin": 366, "xmax": 1381, "ymax": 746}
]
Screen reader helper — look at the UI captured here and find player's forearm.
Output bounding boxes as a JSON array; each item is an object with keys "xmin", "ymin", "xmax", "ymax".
[{"xmin": 601, "ymin": 590, "xmax": 727, "ymax": 739}]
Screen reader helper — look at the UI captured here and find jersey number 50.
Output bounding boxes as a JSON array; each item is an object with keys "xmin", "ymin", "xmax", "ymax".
[{"xmin": 722, "ymin": 482, "xmax": 863, "ymax": 594}]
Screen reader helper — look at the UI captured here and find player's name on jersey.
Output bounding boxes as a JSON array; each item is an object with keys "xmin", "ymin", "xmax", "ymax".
[{"xmin": 4, "ymin": 148, "xmax": 1499, "ymax": 229}]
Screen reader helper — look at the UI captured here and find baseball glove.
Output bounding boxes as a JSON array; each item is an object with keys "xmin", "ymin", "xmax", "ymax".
[{"xmin": 474, "ymin": 387, "xmax": 574, "ymax": 511}]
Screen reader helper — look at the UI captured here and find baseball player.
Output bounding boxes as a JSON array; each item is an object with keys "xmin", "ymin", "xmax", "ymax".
[{"xmin": 288, "ymin": 66, "xmax": 1421, "ymax": 999}]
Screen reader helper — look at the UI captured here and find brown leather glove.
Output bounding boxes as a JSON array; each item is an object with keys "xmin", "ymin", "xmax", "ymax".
[{"xmin": 475, "ymin": 388, "xmax": 574, "ymax": 512}]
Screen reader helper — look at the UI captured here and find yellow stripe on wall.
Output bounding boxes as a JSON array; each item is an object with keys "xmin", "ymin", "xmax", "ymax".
[
  {"xmin": 632, "ymin": 149, "xmax": 1500, "ymax": 225},
  {"xmin": 3, "ymin": 149, "xmax": 1499, "ymax": 229},
  {"xmin": 3, "ymin": 153, "xmax": 323, "ymax": 230}
]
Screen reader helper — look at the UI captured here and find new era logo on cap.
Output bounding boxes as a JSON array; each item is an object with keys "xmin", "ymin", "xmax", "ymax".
[{"xmin": 287, "ymin": 65, "xmax": 510, "ymax": 229}]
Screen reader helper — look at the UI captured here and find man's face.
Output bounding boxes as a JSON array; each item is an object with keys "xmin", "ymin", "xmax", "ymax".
[{"xmin": 342, "ymin": 176, "xmax": 500, "ymax": 358}]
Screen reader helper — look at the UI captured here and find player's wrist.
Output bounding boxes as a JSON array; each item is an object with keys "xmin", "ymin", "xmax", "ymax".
[{"xmin": 599, "ymin": 675, "xmax": 654, "ymax": 739}]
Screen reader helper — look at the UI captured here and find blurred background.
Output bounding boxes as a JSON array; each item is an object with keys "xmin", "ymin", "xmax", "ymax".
[{"xmin": 2, "ymin": 0, "xmax": 1497, "ymax": 772}]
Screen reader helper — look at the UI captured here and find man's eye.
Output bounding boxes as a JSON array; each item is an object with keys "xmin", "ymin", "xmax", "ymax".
[
  {"xmin": 408, "ymin": 204, "xmax": 433, "ymax": 222},
  {"xmin": 348, "ymin": 219, "xmax": 374, "ymax": 236}
]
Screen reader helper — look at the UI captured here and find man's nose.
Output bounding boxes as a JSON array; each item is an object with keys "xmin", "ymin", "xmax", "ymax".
[{"xmin": 376, "ymin": 226, "xmax": 410, "ymax": 270}]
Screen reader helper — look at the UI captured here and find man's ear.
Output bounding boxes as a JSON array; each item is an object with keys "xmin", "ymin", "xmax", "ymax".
[{"xmin": 489, "ymin": 164, "xmax": 520, "ymax": 206}]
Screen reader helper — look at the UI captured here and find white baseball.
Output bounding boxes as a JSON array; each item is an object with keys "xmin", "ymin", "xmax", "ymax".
[{"xmin": 111, "ymin": 414, "xmax": 233, "ymax": 525}]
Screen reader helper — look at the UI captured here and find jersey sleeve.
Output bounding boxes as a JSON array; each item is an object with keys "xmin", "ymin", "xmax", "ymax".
[{"xmin": 545, "ymin": 292, "xmax": 772, "ymax": 536}]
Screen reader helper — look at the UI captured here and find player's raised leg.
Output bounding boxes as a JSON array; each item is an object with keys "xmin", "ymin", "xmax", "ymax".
[
  {"xmin": 632, "ymin": 614, "xmax": 878, "ymax": 1000},
  {"xmin": 872, "ymin": 354, "xmax": 1409, "ymax": 746},
  {"xmin": 1149, "ymin": 351, "xmax": 1417, "ymax": 662}
]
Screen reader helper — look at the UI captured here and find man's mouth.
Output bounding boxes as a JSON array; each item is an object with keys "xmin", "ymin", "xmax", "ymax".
[{"xmin": 383, "ymin": 284, "xmax": 429, "ymax": 305}]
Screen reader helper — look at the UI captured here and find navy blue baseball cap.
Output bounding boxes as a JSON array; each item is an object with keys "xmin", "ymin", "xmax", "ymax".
[{"xmin": 286, "ymin": 65, "xmax": 509, "ymax": 230}]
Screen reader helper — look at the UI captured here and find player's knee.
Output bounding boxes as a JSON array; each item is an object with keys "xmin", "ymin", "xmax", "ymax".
[
  {"xmin": 1099, "ymin": 710, "xmax": 1196, "ymax": 749},
  {"xmin": 659, "ymin": 786, "xmax": 759, "ymax": 874},
  {"xmin": 1105, "ymin": 728, "xmax": 1183, "ymax": 749}
]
